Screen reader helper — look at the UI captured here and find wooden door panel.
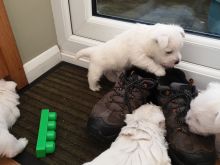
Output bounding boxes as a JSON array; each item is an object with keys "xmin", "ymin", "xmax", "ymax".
[
  {"xmin": 0, "ymin": 49, "xmax": 8, "ymax": 78},
  {"xmin": 0, "ymin": 1, "xmax": 27, "ymax": 89}
]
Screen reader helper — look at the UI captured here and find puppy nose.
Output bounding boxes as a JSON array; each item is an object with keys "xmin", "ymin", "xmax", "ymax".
[{"xmin": 175, "ymin": 60, "xmax": 180, "ymax": 65}]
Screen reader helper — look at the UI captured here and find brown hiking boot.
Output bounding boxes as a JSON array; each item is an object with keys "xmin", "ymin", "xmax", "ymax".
[
  {"xmin": 87, "ymin": 67, "xmax": 158, "ymax": 142},
  {"xmin": 157, "ymin": 69, "xmax": 216, "ymax": 165}
]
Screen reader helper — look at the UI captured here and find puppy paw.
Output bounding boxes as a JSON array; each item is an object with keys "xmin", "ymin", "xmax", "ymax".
[
  {"xmin": 7, "ymin": 138, "xmax": 28, "ymax": 158},
  {"xmin": 155, "ymin": 68, "xmax": 166, "ymax": 76},
  {"xmin": 90, "ymin": 85, "xmax": 101, "ymax": 91},
  {"xmin": 18, "ymin": 138, "xmax": 28, "ymax": 148}
]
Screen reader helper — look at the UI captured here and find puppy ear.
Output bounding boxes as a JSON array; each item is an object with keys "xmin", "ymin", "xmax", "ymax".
[
  {"xmin": 180, "ymin": 31, "xmax": 185, "ymax": 38},
  {"xmin": 175, "ymin": 26, "xmax": 185, "ymax": 38},
  {"xmin": 154, "ymin": 35, "xmax": 169, "ymax": 49},
  {"xmin": 215, "ymin": 112, "xmax": 220, "ymax": 125}
]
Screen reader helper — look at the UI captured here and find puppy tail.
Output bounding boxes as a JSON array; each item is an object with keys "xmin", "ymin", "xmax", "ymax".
[{"xmin": 75, "ymin": 47, "xmax": 94, "ymax": 60}]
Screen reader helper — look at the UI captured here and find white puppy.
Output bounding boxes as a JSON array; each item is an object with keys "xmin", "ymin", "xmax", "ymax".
[
  {"xmin": 0, "ymin": 79, "xmax": 28, "ymax": 158},
  {"xmin": 76, "ymin": 23, "xmax": 185, "ymax": 91},
  {"xmin": 83, "ymin": 104, "xmax": 171, "ymax": 165},
  {"xmin": 185, "ymin": 82, "xmax": 220, "ymax": 157}
]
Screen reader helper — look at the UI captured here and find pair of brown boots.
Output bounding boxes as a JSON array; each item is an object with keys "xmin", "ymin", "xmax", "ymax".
[{"xmin": 87, "ymin": 67, "xmax": 216, "ymax": 165}]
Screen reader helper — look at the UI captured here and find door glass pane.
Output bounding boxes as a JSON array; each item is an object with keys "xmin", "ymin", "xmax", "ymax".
[{"xmin": 93, "ymin": 0, "xmax": 220, "ymax": 38}]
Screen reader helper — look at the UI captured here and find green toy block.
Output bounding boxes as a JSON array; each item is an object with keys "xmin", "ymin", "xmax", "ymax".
[{"xmin": 36, "ymin": 109, "xmax": 57, "ymax": 158}]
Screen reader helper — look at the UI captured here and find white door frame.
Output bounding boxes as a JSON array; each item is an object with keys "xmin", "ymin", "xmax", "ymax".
[{"xmin": 51, "ymin": 0, "xmax": 220, "ymax": 89}]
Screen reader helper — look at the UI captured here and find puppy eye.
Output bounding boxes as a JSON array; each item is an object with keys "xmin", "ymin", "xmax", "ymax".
[{"xmin": 166, "ymin": 51, "xmax": 173, "ymax": 54}]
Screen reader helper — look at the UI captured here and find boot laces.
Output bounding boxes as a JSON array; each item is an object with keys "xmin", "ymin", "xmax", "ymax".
[
  {"xmin": 163, "ymin": 90, "xmax": 192, "ymax": 134},
  {"xmin": 110, "ymin": 72, "xmax": 155, "ymax": 114}
]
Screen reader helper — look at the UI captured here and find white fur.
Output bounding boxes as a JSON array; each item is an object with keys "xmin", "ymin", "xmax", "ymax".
[
  {"xmin": 185, "ymin": 82, "xmax": 220, "ymax": 157},
  {"xmin": 76, "ymin": 23, "xmax": 185, "ymax": 91},
  {"xmin": 83, "ymin": 104, "xmax": 171, "ymax": 165},
  {"xmin": 0, "ymin": 79, "xmax": 28, "ymax": 158}
]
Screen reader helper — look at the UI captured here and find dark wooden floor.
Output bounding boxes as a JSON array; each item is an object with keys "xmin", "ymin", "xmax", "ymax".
[{"xmin": 11, "ymin": 62, "xmax": 113, "ymax": 165}]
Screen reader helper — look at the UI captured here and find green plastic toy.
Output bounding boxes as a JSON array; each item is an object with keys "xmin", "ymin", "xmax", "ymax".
[{"xmin": 36, "ymin": 109, "xmax": 57, "ymax": 158}]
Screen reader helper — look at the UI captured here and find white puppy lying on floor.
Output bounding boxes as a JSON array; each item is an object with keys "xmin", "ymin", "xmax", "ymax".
[
  {"xmin": 186, "ymin": 82, "xmax": 220, "ymax": 157},
  {"xmin": 76, "ymin": 23, "xmax": 185, "ymax": 91},
  {"xmin": 83, "ymin": 104, "xmax": 171, "ymax": 165},
  {"xmin": 0, "ymin": 79, "xmax": 28, "ymax": 158}
]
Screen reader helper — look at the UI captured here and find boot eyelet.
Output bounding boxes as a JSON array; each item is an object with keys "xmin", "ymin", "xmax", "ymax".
[
  {"xmin": 161, "ymin": 90, "xmax": 171, "ymax": 96},
  {"xmin": 143, "ymin": 83, "xmax": 148, "ymax": 88},
  {"xmin": 165, "ymin": 90, "xmax": 171, "ymax": 96},
  {"xmin": 172, "ymin": 109, "xmax": 177, "ymax": 113},
  {"xmin": 188, "ymin": 78, "xmax": 194, "ymax": 86}
]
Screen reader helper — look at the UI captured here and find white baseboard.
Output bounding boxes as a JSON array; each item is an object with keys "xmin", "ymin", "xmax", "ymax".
[
  {"xmin": 61, "ymin": 52, "xmax": 89, "ymax": 68},
  {"xmin": 61, "ymin": 52, "xmax": 220, "ymax": 90},
  {"xmin": 24, "ymin": 45, "xmax": 61, "ymax": 83}
]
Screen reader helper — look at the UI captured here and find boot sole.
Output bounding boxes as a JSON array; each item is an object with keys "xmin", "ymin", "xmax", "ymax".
[
  {"xmin": 169, "ymin": 148, "xmax": 216, "ymax": 165},
  {"xmin": 87, "ymin": 124, "xmax": 117, "ymax": 143}
]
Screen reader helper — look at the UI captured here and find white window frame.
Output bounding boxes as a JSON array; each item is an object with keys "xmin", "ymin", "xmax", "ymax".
[{"xmin": 51, "ymin": 0, "xmax": 220, "ymax": 89}]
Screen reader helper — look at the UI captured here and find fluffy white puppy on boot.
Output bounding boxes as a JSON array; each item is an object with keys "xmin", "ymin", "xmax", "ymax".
[
  {"xmin": 186, "ymin": 82, "xmax": 220, "ymax": 158},
  {"xmin": 83, "ymin": 104, "xmax": 171, "ymax": 165},
  {"xmin": 0, "ymin": 79, "xmax": 28, "ymax": 158},
  {"xmin": 76, "ymin": 23, "xmax": 185, "ymax": 91}
]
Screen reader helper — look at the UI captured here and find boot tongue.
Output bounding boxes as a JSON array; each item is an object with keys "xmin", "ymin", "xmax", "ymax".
[
  {"xmin": 170, "ymin": 82, "xmax": 189, "ymax": 90},
  {"xmin": 170, "ymin": 82, "xmax": 198, "ymax": 97},
  {"xmin": 126, "ymin": 67, "xmax": 157, "ymax": 79},
  {"xmin": 157, "ymin": 82, "xmax": 194, "ymax": 94}
]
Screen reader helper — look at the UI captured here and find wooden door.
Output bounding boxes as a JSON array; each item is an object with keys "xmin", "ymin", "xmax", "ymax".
[
  {"xmin": 0, "ymin": 49, "xmax": 8, "ymax": 78},
  {"xmin": 0, "ymin": 1, "xmax": 27, "ymax": 89}
]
